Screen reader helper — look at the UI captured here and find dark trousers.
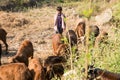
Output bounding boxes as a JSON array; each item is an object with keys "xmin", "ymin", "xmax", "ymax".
[{"xmin": 56, "ymin": 27, "xmax": 63, "ymax": 34}]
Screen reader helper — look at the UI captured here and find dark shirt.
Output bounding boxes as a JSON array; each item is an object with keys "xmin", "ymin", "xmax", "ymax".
[{"xmin": 56, "ymin": 13, "xmax": 62, "ymax": 29}]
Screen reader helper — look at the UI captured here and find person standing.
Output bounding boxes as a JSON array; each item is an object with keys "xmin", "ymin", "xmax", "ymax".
[{"xmin": 54, "ymin": 6, "xmax": 66, "ymax": 34}]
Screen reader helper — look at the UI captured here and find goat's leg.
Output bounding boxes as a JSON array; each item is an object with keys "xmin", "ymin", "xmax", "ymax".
[{"xmin": 3, "ymin": 40, "xmax": 8, "ymax": 54}]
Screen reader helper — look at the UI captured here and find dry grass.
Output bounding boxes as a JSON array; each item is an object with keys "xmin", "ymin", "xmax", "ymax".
[
  {"xmin": 0, "ymin": 5, "xmax": 79, "ymax": 64},
  {"xmin": 0, "ymin": 1, "xmax": 120, "ymax": 79}
]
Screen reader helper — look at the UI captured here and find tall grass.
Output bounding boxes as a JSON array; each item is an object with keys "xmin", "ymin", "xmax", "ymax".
[
  {"xmin": 63, "ymin": 26, "xmax": 120, "ymax": 80},
  {"xmin": 63, "ymin": 0, "xmax": 120, "ymax": 80}
]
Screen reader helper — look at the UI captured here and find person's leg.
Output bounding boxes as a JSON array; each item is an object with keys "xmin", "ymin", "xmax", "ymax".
[
  {"xmin": 57, "ymin": 28, "xmax": 63, "ymax": 34},
  {"xmin": 55, "ymin": 31, "xmax": 58, "ymax": 34},
  {"xmin": 55, "ymin": 27, "xmax": 59, "ymax": 34}
]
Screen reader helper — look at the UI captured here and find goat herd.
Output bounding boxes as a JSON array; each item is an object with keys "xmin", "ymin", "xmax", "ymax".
[{"xmin": 0, "ymin": 19, "xmax": 120, "ymax": 80}]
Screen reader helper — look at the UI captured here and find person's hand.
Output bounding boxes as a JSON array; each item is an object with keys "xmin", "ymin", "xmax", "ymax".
[
  {"xmin": 63, "ymin": 28, "xmax": 66, "ymax": 32},
  {"xmin": 54, "ymin": 26, "xmax": 57, "ymax": 31}
]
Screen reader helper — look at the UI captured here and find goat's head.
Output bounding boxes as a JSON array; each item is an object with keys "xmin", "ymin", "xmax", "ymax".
[{"xmin": 82, "ymin": 65, "xmax": 102, "ymax": 80}]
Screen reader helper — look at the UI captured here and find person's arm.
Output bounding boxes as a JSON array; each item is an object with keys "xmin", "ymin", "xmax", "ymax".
[
  {"xmin": 54, "ymin": 14, "xmax": 57, "ymax": 26},
  {"xmin": 62, "ymin": 14, "xmax": 66, "ymax": 30},
  {"xmin": 54, "ymin": 14, "xmax": 57, "ymax": 31}
]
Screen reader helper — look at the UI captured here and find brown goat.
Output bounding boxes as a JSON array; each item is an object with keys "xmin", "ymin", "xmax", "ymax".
[
  {"xmin": 8, "ymin": 40, "xmax": 34, "ymax": 66},
  {"xmin": 88, "ymin": 25, "xmax": 100, "ymax": 46},
  {"xmin": 96, "ymin": 68, "xmax": 120, "ymax": 80},
  {"xmin": 0, "ymin": 63, "xmax": 32, "ymax": 80},
  {"xmin": 95, "ymin": 31, "xmax": 108, "ymax": 47},
  {"xmin": 66, "ymin": 30, "xmax": 78, "ymax": 59},
  {"xmin": 52, "ymin": 34, "xmax": 68, "ymax": 56},
  {"xmin": 28, "ymin": 58, "xmax": 46, "ymax": 80},
  {"xmin": 88, "ymin": 68, "xmax": 120, "ymax": 80},
  {"xmin": 83, "ymin": 65, "xmax": 120, "ymax": 80},
  {"xmin": 75, "ymin": 22, "xmax": 86, "ymax": 38},
  {"xmin": 89, "ymin": 25, "xmax": 100, "ymax": 38},
  {"xmin": 0, "ymin": 28, "xmax": 8, "ymax": 54},
  {"xmin": 66, "ymin": 30, "xmax": 77, "ymax": 47},
  {"xmin": 44, "ymin": 56, "xmax": 66, "ymax": 80},
  {"xmin": 75, "ymin": 22, "xmax": 86, "ymax": 44}
]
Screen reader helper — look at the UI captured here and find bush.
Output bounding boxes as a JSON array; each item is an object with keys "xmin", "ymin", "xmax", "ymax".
[{"xmin": 63, "ymin": 27, "xmax": 120, "ymax": 79}]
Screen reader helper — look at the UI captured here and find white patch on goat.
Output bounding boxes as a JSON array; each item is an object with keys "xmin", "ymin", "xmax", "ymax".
[{"xmin": 63, "ymin": 70, "xmax": 76, "ymax": 77}]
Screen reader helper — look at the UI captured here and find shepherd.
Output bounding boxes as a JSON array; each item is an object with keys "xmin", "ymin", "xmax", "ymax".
[{"xmin": 54, "ymin": 6, "xmax": 66, "ymax": 35}]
